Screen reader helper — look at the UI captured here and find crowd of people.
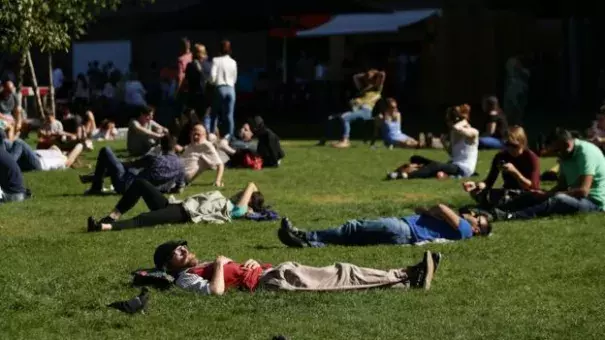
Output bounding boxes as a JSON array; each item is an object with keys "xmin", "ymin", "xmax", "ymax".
[{"xmin": 2, "ymin": 45, "xmax": 605, "ymax": 299}]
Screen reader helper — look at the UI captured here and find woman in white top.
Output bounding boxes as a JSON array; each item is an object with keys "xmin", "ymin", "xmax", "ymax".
[
  {"xmin": 387, "ymin": 105, "xmax": 479, "ymax": 180},
  {"xmin": 210, "ymin": 40, "xmax": 237, "ymax": 138}
]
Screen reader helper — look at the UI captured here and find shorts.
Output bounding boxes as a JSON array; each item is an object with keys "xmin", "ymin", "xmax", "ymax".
[{"xmin": 36, "ymin": 149, "xmax": 67, "ymax": 171}]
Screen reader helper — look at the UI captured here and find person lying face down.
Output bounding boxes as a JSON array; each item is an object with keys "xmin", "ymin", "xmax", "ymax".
[
  {"xmin": 153, "ymin": 240, "xmax": 440, "ymax": 295},
  {"xmin": 278, "ymin": 204, "xmax": 491, "ymax": 248}
]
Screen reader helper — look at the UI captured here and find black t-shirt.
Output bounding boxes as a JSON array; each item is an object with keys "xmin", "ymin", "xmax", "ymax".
[
  {"xmin": 185, "ymin": 60, "xmax": 212, "ymax": 94},
  {"xmin": 0, "ymin": 148, "xmax": 25, "ymax": 194},
  {"xmin": 487, "ymin": 113, "xmax": 509, "ymax": 139},
  {"xmin": 256, "ymin": 128, "xmax": 285, "ymax": 167}
]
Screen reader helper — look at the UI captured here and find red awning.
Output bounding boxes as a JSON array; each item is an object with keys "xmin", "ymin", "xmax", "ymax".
[{"xmin": 269, "ymin": 15, "xmax": 331, "ymax": 38}]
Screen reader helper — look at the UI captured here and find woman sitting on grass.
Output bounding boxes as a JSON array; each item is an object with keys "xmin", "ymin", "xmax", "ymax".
[
  {"xmin": 374, "ymin": 98, "xmax": 419, "ymax": 148},
  {"xmin": 387, "ymin": 104, "xmax": 478, "ymax": 180},
  {"xmin": 478, "ymin": 96, "xmax": 508, "ymax": 150},
  {"xmin": 92, "ymin": 119, "xmax": 119, "ymax": 141},
  {"xmin": 462, "ymin": 126, "xmax": 540, "ymax": 209},
  {"xmin": 87, "ymin": 180, "xmax": 265, "ymax": 232}
]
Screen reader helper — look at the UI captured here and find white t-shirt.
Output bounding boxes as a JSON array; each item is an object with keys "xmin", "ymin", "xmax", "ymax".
[
  {"xmin": 180, "ymin": 141, "xmax": 223, "ymax": 182},
  {"xmin": 450, "ymin": 129, "xmax": 479, "ymax": 177},
  {"xmin": 211, "ymin": 55, "xmax": 237, "ymax": 87},
  {"xmin": 124, "ymin": 80, "xmax": 147, "ymax": 106},
  {"xmin": 92, "ymin": 127, "xmax": 119, "ymax": 140},
  {"xmin": 36, "ymin": 149, "xmax": 67, "ymax": 171}
]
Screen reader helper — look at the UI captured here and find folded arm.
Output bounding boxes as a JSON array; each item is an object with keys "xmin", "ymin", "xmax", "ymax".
[{"xmin": 415, "ymin": 204, "xmax": 460, "ymax": 229}]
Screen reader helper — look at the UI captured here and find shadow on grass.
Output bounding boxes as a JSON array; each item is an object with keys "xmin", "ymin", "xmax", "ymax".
[
  {"xmin": 253, "ymin": 245, "xmax": 284, "ymax": 250},
  {"xmin": 48, "ymin": 192, "xmax": 118, "ymax": 198}
]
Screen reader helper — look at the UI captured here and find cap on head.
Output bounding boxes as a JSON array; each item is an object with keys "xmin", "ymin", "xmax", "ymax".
[{"xmin": 154, "ymin": 240, "xmax": 187, "ymax": 271}]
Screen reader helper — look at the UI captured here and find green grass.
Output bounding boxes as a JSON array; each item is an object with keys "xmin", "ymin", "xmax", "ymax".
[{"xmin": 1, "ymin": 140, "xmax": 605, "ymax": 340}]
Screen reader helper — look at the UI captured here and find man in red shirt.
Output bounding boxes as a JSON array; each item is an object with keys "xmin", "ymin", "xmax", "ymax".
[{"xmin": 153, "ymin": 240, "xmax": 440, "ymax": 295}]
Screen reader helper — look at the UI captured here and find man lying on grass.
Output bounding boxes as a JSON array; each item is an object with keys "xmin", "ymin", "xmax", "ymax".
[
  {"xmin": 87, "ymin": 181, "xmax": 265, "ymax": 231},
  {"xmin": 277, "ymin": 204, "xmax": 491, "ymax": 248},
  {"xmin": 153, "ymin": 240, "xmax": 440, "ymax": 294},
  {"xmin": 81, "ymin": 135, "xmax": 185, "ymax": 195}
]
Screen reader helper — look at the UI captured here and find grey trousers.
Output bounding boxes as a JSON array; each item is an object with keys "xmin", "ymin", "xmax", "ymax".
[{"xmin": 259, "ymin": 262, "xmax": 409, "ymax": 291}]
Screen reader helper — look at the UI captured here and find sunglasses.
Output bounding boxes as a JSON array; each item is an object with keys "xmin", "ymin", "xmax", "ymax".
[{"xmin": 505, "ymin": 141, "xmax": 520, "ymax": 148}]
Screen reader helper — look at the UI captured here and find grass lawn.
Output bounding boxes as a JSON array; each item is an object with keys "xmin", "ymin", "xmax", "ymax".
[{"xmin": 1, "ymin": 140, "xmax": 604, "ymax": 340}]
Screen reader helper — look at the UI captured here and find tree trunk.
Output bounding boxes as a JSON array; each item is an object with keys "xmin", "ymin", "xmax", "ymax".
[
  {"xmin": 16, "ymin": 51, "xmax": 27, "ymax": 104},
  {"xmin": 48, "ymin": 52, "xmax": 55, "ymax": 115},
  {"xmin": 26, "ymin": 50, "xmax": 45, "ymax": 119}
]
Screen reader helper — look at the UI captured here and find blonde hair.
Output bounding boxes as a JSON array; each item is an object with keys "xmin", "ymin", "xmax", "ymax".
[
  {"xmin": 506, "ymin": 125, "xmax": 528, "ymax": 148},
  {"xmin": 193, "ymin": 44, "xmax": 207, "ymax": 59}
]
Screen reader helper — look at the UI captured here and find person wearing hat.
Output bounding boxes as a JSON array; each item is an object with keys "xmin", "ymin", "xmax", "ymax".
[{"xmin": 153, "ymin": 240, "xmax": 440, "ymax": 295}]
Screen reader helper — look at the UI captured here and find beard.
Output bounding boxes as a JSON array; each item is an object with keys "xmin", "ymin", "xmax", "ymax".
[{"xmin": 185, "ymin": 253, "xmax": 199, "ymax": 268}]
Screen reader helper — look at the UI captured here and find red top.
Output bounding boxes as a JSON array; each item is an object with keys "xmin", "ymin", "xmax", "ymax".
[
  {"xmin": 177, "ymin": 53, "xmax": 192, "ymax": 85},
  {"xmin": 485, "ymin": 149, "xmax": 541, "ymax": 190},
  {"xmin": 187, "ymin": 262, "xmax": 272, "ymax": 292}
]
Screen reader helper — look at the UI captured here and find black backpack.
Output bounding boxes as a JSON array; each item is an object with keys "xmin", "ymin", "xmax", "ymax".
[{"xmin": 131, "ymin": 268, "xmax": 175, "ymax": 290}]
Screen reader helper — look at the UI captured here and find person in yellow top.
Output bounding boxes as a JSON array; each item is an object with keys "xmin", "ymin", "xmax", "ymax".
[{"xmin": 318, "ymin": 69, "xmax": 385, "ymax": 148}]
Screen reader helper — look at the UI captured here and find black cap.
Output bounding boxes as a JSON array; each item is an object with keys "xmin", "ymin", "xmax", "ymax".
[{"xmin": 154, "ymin": 240, "xmax": 187, "ymax": 270}]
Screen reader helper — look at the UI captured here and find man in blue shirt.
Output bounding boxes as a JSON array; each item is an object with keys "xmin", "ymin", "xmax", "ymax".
[{"xmin": 278, "ymin": 204, "xmax": 491, "ymax": 248}]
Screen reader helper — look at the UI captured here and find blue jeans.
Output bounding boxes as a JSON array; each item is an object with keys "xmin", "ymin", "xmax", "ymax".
[
  {"xmin": 479, "ymin": 136, "xmax": 504, "ymax": 149},
  {"xmin": 212, "ymin": 86, "xmax": 236, "ymax": 137},
  {"xmin": 4, "ymin": 139, "xmax": 42, "ymax": 171},
  {"xmin": 339, "ymin": 106, "xmax": 373, "ymax": 139},
  {"xmin": 91, "ymin": 146, "xmax": 127, "ymax": 192},
  {"xmin": 511, "ymin": 193, "xmax": 601, "ymax": 219},
  {"xmin": 306, "ymin": 217, "xmax": 413, "ymax": 247}
]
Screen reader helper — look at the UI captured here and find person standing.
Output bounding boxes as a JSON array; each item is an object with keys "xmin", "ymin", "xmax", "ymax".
[
  {"xmin": 210, "ymin": 40, "xmax": 237, "ymax": 139},
  {"xmin": 176, "ymin": 38, "xmax": 192, "ymax": 100},
  {"xmin": 185, "ymin": 44, "xmax": 212, "ymax": 128}
]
